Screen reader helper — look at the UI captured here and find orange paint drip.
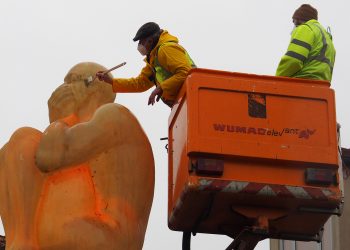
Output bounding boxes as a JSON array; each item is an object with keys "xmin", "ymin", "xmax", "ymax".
[
  {"xmin": 35, "ymin": 114, "xmax": 120, "ymax": 235},
  {"xmin": 61, "ymin": 113, "xmax": 79, "ymax": 127}
]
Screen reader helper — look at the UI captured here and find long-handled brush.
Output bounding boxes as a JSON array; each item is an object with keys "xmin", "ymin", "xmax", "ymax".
[{"xmin": 84, "ymin": 62, "xmax": 127, "ymax": 87}]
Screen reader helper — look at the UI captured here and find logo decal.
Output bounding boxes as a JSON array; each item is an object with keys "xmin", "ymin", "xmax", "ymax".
[{"xmin": 213, "ymin": 124, "xmax": 316, "ymax": 139}]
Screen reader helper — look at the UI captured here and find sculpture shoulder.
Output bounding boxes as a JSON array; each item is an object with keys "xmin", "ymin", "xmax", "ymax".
[
  {"xmin": 0, "ymin": 143, "xmax": 7, "ymax": 164},
  {"xmin": 95, "ymin": 103, "xmax": 132, "ymax": 116},
  {"xmin": 8, "ymin": 127, "xmax": 42, "ymax": 144},
  {"xmin": 91, "ymin": 103, "xmax": 148, "ymax": 147},
  {"xmin": 93, "ymin": 103, "xmax": 140, "ymax": 126},
  {"xmin": 1, "ymin": 127, "xmax": 42, "ymax": 167}
]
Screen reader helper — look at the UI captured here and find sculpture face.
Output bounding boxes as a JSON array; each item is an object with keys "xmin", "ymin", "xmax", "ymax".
[
  {"xmin": 48, "ymin": 83, "xmax": 77, "ymax": 122},
  {"xmin": 48, "ymin": 62, "xmax": 116, "ymax": 123},
  {"xmin": 0, "ymin": 62, "xmax": 154, "ymax": 250}
]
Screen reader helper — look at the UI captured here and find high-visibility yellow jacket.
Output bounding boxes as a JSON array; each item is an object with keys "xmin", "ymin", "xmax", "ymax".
[
  {"xmin": 276, "ymin": 20, "xmax": 335, "ymax": 82},
  {"xmin": 112, "ymin": 31, "xmax": 195, "ymax": 102}
]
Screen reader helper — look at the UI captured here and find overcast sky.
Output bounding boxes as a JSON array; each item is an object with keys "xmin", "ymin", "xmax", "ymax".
[{"xmin": 0, "ymin": 1, "xmax": 349, "ymax": 249}]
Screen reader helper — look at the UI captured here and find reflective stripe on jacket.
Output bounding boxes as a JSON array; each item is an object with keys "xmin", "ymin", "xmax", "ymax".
[{"xmin": 276, "ymin": 20, "xmax": 336, "ymax": 82}]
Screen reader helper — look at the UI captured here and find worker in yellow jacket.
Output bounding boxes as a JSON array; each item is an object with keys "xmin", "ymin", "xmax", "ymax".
[
  {"xmin": 97, "ymin": 22, "xmax": 196, "ymax": 107},
  {"xmin": 276, "ymin": 4, "xmax": 335, "ymax": 82}
]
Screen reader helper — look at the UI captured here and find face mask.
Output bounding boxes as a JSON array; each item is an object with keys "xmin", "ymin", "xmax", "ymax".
[{"xmin": 137, "ymin": 44, "xmax": 148, "ymax": 56}]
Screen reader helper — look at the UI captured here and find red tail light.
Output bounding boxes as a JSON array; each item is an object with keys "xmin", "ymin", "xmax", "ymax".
[
  {"xmin": 194, "ymin": 158, "xmax": 224, "ymax": 176},
  {"xmin": 305, "ymin": 168, "xmax": 336, "ymax": 186}
]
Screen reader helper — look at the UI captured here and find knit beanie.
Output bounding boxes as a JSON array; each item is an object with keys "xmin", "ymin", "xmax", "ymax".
[{"xmin": 292, "ymin": 4, "xmax": 318, "ymax": 21}]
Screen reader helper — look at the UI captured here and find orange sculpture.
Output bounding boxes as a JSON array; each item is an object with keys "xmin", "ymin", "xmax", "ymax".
[{"xmin": 0, "ymin": 62, "xmax": 155, "ymax": 249}]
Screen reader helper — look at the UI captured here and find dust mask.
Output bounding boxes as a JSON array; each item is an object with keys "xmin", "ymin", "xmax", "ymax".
[{"xmin": 137, "ymin": 44, "xmax": 147, "ymax": 56}]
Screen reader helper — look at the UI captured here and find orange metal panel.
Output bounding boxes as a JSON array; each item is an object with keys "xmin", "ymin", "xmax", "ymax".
[
  {"xmin": 168, "ymin": 68, "xmax": 342, "ymax": 240},
  {"xmin": 185, "ymin": 69, "xmax": 337, "ymax": 165}
]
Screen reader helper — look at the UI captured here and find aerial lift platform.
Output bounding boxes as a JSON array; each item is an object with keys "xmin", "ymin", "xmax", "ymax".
[{"xmin": 167, "ymin": 68, "xmax": 343, "ymax": 250}]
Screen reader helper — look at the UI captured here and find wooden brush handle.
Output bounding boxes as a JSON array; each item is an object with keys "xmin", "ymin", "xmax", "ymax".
[
  {"xmin": 104, "ymin": 62, "xmax": 127, "ymax": 74},
  {"xmin": 90, "ymin": 62, "xmax": 127, "ymax": 84}
]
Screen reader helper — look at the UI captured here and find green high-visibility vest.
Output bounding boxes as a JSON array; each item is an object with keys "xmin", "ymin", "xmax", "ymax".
[
  {"xmin": 276, "ymin": 20, "xmax": 336, "ymax": 81},
  {"xmin": 153, "ymin": 42, "xmax": 196, "ymax": 84}
]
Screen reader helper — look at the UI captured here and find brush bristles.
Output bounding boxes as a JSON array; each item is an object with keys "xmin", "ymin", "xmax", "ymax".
[{"xmin": 84, "ymin": 76, "xmax": 93, "ymax": 86}]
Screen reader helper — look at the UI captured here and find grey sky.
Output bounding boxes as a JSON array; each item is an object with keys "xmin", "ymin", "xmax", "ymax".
[{"xmin": 0, "ymin": 1, "xmax": 348, "ymax": 249}]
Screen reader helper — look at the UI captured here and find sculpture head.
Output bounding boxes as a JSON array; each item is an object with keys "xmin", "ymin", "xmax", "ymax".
[{"xmin": 48, "ymin": 62, "xmax": 116, "ymax": 123}]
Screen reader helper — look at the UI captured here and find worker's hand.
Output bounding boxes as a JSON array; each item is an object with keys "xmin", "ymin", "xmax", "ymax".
[
  {"xmin": 148, "ymin": 86, "xmax": 163, "ymax": 106},
  {"xmin": 96, "ymin": 71, "xmax": 113, "ymax": 85}
]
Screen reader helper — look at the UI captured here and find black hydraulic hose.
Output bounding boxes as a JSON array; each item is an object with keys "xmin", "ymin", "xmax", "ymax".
[
  {"xmin": 0, "ymin": 235, "xmax": 5, "ymax": 250},
  {"xmin": 182, "ymin": 232, "xmax": 191, "ymax": 250}
]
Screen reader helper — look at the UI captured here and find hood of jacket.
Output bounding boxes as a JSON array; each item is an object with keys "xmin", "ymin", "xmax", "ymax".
[{"xmin": 149, "ymin": 31, "xmax": 179, "ymax": 60}]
